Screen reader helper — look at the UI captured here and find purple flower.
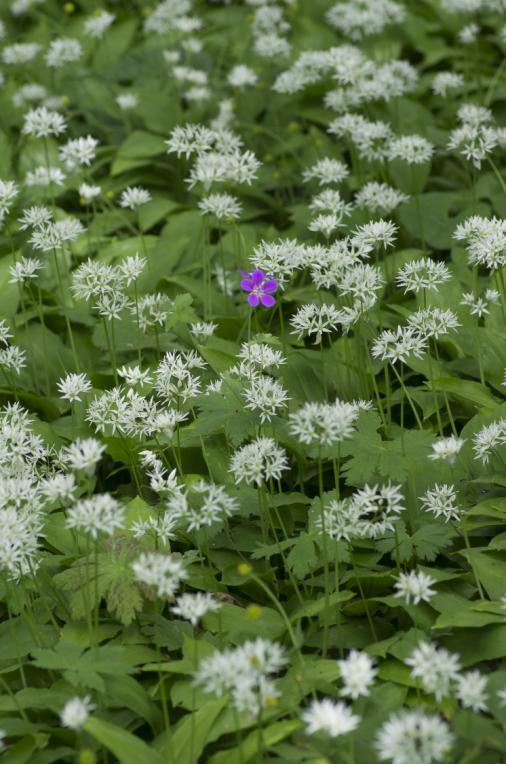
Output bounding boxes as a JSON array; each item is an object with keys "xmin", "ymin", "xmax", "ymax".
[{"xmin": 240, "ymin": 269, "xmax": 278, "ymax": 308}]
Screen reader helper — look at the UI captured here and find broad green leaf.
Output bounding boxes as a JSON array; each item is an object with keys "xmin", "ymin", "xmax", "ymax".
[{"xmin": 84, "ymin": 716, "xmax": 164, "ymax": 764}]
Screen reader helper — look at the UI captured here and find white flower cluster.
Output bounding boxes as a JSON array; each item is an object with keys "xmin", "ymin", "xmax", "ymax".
[{"xmin": 195, "ymin": 638, "xmax": 286, "ymax": 714}]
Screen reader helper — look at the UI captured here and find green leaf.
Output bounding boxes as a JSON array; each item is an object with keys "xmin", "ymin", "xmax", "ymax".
[
  {"xmin": 208, "ymin": 719, "xmax": 301, "ymax": 764},
  {"xmin": 157, "ymin": 698, "xmax": 227, "ymax": 764},
  {"xmin": 202, "ymin": 603, "xmax": 285, "ymax": 640},
  {"xmin": 459, "ymin": 549, "xmax": 506, "ymax": 600},
  {"xmin": 84, "ymin": 716, "xmax": 164, "ymax": 764},
  {"xmin": 290, "ymin": 589, "xmax": 354, "ymax": 622},
  {"xmin": 0, "ymin": 254, "xmax": 20, "ymax": 317},
  {"xmin": 111, "ymin": 130, "xmax": 168, "ymax": 176},
  {"xmin": 411, "ymin": 523, "xmax": 456, "ymax": 562},
  {"xmin": 429, "ymin": 377, "xmax": 498, "ymax": 409},
  {"xmin": 286, "ymin": 533, "xmax": 319, "ymax": 579}
]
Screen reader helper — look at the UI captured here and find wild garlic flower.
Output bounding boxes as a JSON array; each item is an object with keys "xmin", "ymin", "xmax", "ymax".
[
  {"xmin": 134, "ymin": 293, "xmax": 171, "ymax": 332},
  {"xmin": 315, "ymin": 497, "xmax": 364, "ymax": 542},
  {"xmin": 372, "ymin": 326, "xmax": 427, "ymax": 364},
  {"xmin": 387, "ymin": 135, "xmax": 434, "ymax": 165},
  {"xmin": 376, "ymin": 709, "xmax": 453, "ymax": 764},
  {"xmin": 59, "ymin": 136, "xmax": 99, "ymax": 171},
  {"xmin": 396, "ymin": 258, "xmax": 451, "ymax": 293},
  {"xmin": 326, "ymin": 0, "xmax": 405, "ymax": 40},
  {"xmin": 118, "ymin": 254, "xmax": 147, "ymax": 285},
  {"xmin": 242, "ymin": 375, "xmax": 289, "ymax": 422},
  {"xmin": 130, "ymin": 513, "xmax": 178, "ymax": 545},
  {"xmin": 459, "ymin": 22, "xmax": 479, "ymax": 42},
  {"xmin": 230, "ymin": 437, "xmax": 289, "ymax": 486},
  {"xmin": 330, "ymin": 115, "xmax": 393, "ymax": 161},
  {"xmin": 18, "ymin": 206, "xmax": 52, "ymax": 230},
  {"xmin": 394, "ymin": 570, "xmax": 437, "ymax": 605},
  {"xmin": 302, "ymin": 157, "xmax": 349, "ymax": 186},
  {"xmin": 25, "ymin": 166, "xmax": 66, "ymax": 188},
  {"xmin": 352, "ymin": 220, "xmax": 397, "ymax": 250},
  {"xmin": 61, "ymin": 437, "xmax": 105, "ymax": 475},
  {"xmin": 420, "ymin": 484, "xmax": 461, "ymax": 522},
  {"xmin": 29, "ymin": 218, "xmax": 85, "ymax": 252},
  {"xmin": 117, "ymin": 365, "xmax": 153, "ymax": 388},
  {"xmin": 132, "ymin": 552, "xmax": 187, "ymax": 599},
  {"xmin": 57, "ymin": 373, "xmax": 92, "ymax": 403},
  {"xmin": 309, "ymin": 189, "xmax": 352, "ymax": 219},
  {"xmin": 454, "ymin": 215, "xmax": 506, "ymax": 271},
  {"xmin": 251, "ymin": 238, "xmax": 305, "ymax": 284},
  {"xmin": 119, "ymin": 186, "xmax": 152, "ymax": 210},
  {"xmin": 2, "ymin": 42, "xmax": 41, "ymax": 65},
  {"xmin": 407, "ymin": 308, "xmax": 460, "ymax": 340},
  {"xmin": 0, "ymin": 320, "xmax": 12, "ymax": 345},
  {"xmin": 338, "ymin": 650, "xmax": 377, "ymax": 699},
  {"xmin": 79, "ymin": 183, "xmax": 101, "ymax": 204},
  {"xmin": 448, "ymin": 122, "xmax": 498, "ymax": 168},
  {"xmin": 290, "ymin": 303, "xmax": 343, "ymax": 342},
  {"xmin": 355, "ymin": 182, "xmax": 408, "ymax": 214},
  {"xmin": 116, "ymin": 93, "xmax": 138, "ymax": 111},
  {"xmin": 302, "ymin": 698, "xmax": 360, "ymax": 737},
  {"xmin": 60, "ymin": 696, "xmax": 94, "ymax": 730},
  {"xmin": 254, "ymin": 33, "xmax": 291, "ymax": 59},
  {"xmin": 0, "ymin": 506, "xmax": 43, "ymax": 580},
  {"xmin": 432, "ymin": 71, "xmax": 464, "ymax": 96},
  {"xmin": 0, "ymin": 180, "xmax": 19, "ymax": 215},
  {"xmin": 40, "ymin": 473, "xmax": 76, "ymax": 505},
  {"xmin": 195, "ymin": 638, "xmax": 286, "ymax": 715},
  {"xmin": 166, "ymin": 123, "xmax": 216, "ymax": 159},
  {"xmin": 456, "ymin": 671, "xmax": 488, "ymax": 712},
  {"xmin": 45, "ymin": 38, "xmax": 82, "ymax": 68},
  {"xmin": 0, "ymin": 345, "xmax": 26, "ymax": 374},
  {"xmin": 289, "ymin": 400, "xmax": 363, "ymax": 446},
  {"xmin": 198, "ymin": 192, "xmax": 242, "ymax": 220},
  {"xmin": 460, "ymin": 289, "xmax": 500, "ymax": 317},
  {"xmin": 8, "ymin": 257, "xmax": 43, "ymax": 284},
  {"xmin": 186, "ymin": 148, "xmax": 261, "ymax": 189},
  {"xmin": 83, "ymin": 11, "xmax": 115, "ymax": 39},
  {"xmin": 429, "ymin": 436, "xmax": 465, "ymax": 465},
  {"xmin": 22, "ymin": 106, "xmax": 67, "ymax": 137},
  {"xmin": 154, "ymin": 350, "xmax": 206, "ymax": 402},
  {"xmin": 237, "ymin": 342, "xmax": 286, "ymax": 373},
  {"xmin": 66, "ymin": 494, "xmax": 125, "ymax": 539},
  {"xmin": 352, "ymin": 483, "xmax": 405, "ymax": 538},
  {"xmin": 308, "ymin": 212, "xmax": 344, "ymax": 237},
  {"xmin": 405, "ymin": 642, "xmax": 461, "ymax": 701},
  {"xmin": 472, "ymin": 420, "xmax": 506, "ymax": 463},
  {"xmin": 171, "ymin": 592, "xmax": 222, "ymax": 626},
  {"xmin": 166, "ymin": 480, "xmax": 238, "ymax": 532},
  {"xmin": 227, "ymin": 64, "xmax": 258, "ymax": 88}
]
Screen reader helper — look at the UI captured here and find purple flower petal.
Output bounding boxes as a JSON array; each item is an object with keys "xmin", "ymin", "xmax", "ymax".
[
  {"xmin": 248, "ymin": 293, "xmax": 260, "ymax": 307},
  {"xmin": 260, "ymin": 294, "xmax": 276, "ymax": 308},
  {"xmin": 240, "ymin": 278, "xmax": 254, "ymax": 291},
  {"xmin": 250, "ymin": 270, "xmax": 265, "ymax": 286},
  {"xmin": 262, "ymin": 279, "xmax": 278, "ymax": 294}
]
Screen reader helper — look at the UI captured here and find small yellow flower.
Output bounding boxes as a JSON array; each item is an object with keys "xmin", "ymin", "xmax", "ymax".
[
  {"xmin": 63, "ymin": 2, "xmax": 75, "ymax": 13},
  {"xmin": 79, "ymin": 751, "xmax": 97, "ymax": 764},
  {"xmin": 237, "ymin": 562, "xmax": 252, "ymax": 576},
  {"xmin": 246, "ymin": 604, "xmax": 262, "ymax": 620},
  {"xmin": 106, "ymin": 190, "xmax": 114, "ymax": 199}
]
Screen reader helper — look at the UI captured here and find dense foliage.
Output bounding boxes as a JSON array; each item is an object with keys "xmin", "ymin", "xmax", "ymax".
[{"xmin": 0, "ymin": 0, "xmax": 506, "ymax": 761}]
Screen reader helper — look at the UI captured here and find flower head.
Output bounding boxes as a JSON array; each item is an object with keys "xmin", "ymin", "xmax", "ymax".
[
  {"xmin": 302, "ymin": 698, "xmax": 360, "ymax": 737},
  {"xmin": 60, "ymin": 696, "xmax": 94, "ymax": 730},
  {"xmin": 240, "ymin": 270, "xmax": 278, "ymax": 308}
]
